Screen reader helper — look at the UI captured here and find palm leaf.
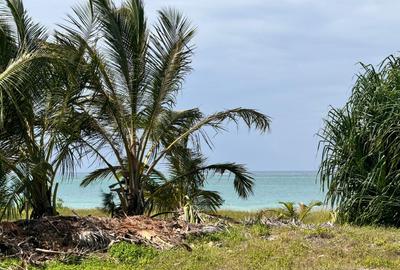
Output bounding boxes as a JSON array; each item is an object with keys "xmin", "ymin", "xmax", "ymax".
[{"xmin": 81, "ymin": 166, "xmax": 123, "ymax": 187}]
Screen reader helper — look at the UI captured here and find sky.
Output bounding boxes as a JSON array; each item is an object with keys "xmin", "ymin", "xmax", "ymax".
[{"xmin": 23, "ymin": 0, "xmax": 400, "ymax": 171}]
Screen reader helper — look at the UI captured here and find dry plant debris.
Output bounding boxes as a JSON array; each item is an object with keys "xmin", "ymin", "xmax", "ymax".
[{"xmin": 0, "ymin": 216, "xmax": 223, "ymax": 264}]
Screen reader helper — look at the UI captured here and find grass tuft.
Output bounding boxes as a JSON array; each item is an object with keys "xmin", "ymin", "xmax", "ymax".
[{"xmin": 108, "ymin": 242, "xmax": 158, "ymax": 265}]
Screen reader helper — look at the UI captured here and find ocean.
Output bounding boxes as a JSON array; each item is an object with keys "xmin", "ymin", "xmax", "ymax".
[{"xmin": 57, "ymin": 171, "xmax": 325, "ymax": 211}]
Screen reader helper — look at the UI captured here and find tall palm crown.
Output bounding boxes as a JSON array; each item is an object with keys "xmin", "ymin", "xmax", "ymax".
[{"xmin": 60, "ymin": 0, "xmax": 270, "ymax": 215}]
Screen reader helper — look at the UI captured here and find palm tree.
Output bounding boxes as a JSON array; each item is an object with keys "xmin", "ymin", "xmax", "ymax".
[
  {"xmin": 0, "ymin": 0, "xmax": 86, "ymax": 219},
  {"xmin": 61, "ymin": 0, "xmax": 270, "ymax": 216}
]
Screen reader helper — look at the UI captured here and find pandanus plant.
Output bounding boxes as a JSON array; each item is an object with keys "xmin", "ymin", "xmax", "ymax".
[
  {"xmin": 319, "ymin": 55, "xmax": 400, "ymax": 226},
  {"xmin": 59, "ymin": 0, "xmax": 270, "ymax": 216}
]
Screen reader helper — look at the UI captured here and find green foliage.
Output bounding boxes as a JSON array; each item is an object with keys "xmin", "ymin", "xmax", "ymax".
[
  {"xmin": 298, "ymin": 201, "xmax": 323, "ymax": 221},
  {"xmin": 276, "ymin": 201, "xmax": 322, "ymax": 222},
  {"xmin": 59, "ymin": 0, "xmax": 271, "ymax": 216},
  {"xmin": 147, "ymin": 146, "xmax": 258, "ymax": 221},
  {"xmin": 63, "ymin": 224, "xmax": 400, "ymax": 269},
  {"xmin": 277, "ymin": 201, "xmax": 297, "ymax": 220},
  {"xmin": 7, "ymin": 211, "xmax": 400, "ymax": 269},
  {"xmin": 108, "ymin": 242, "xmax": 158, "ymax": 266},
  {"xmin": 56, "ymin": 198, "xmax": 64, "ymax": 209},
  {"xmin": 0, "ymin": 0, "xmax": 269, "ymax": 219},
  {"xmin": 0, "ymin": 259, "xmax": 23, "ymax": 269},
  {"xmin": 249, "ymin": 224, "xmax": 270, "ymax": 238},
  {"xmin": 319, "ymin": 55, "xmax": 400, "ymax": 226},
  {"xmin": 0, "ymin": 0, "xmax": 86, "ymax": 219}
]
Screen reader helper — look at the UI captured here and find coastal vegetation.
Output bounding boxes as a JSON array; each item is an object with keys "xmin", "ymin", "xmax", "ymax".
[
  {"xmin": 2, "ymin": 0, "xmax": 400, "ymax": 269},
  {"xmin": 3, "ymin": 209, "xmax": 400, "ymax": 270},
  {"xmin": 0, "ymin": 0, "xmax": 86, "ymax": 219},
  {"xmin": 319, "ymin": 56, "xmax": 400, "ymax": 226},
  {"xmin": 274, "ymin": 201, "xmax": 323, "ymax": 222},
  {"xmin": 0, "ymin": 0, "xmax": 270, "ymax": 219}
]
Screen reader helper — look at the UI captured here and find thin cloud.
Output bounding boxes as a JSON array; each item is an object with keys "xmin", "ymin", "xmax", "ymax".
[{"xmin": 23, "ymin": 0, "xmax": 400, "ymax": 170}]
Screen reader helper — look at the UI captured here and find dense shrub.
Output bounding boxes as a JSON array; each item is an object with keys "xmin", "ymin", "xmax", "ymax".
[{"xmin": 319, "ymin": 55, "xmax": 400, "ymax": 226}]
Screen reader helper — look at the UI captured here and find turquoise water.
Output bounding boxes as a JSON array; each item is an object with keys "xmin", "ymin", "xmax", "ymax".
[{"xmin": 57, "ymin": 171, "xmax": 325, "ymax": 211}]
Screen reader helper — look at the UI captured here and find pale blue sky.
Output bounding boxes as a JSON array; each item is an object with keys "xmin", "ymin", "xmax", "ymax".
[{"xmin": 24, "ymin": 0, "xmax": 400, "ymax": 171}]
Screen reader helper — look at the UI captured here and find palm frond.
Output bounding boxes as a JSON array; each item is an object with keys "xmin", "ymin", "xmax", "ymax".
[
  {"xmin": 192, "ymin": 190, "xmax": 223, "ymax": 212},
  {"xmin": 146, "ymin": 108, "xmax": 270, "ymax": 176},
  {"xmin": 146, "ymin": 7, "xmax": 195, "ymax": 111},
  {"xmin": 0, "ymin": 173, "xmax": 25, "ymax": 221},
  {"xmin": 0, "ymin": 52, "xmax": 45, "ymax": 126},
  {"xmin": 58, "ymin": 0, "xmax": 98, "ymax": 43},
  {"xmin": 81, "ymin": 166, "xmax": 122, "ymax": 187},
  {"xmin": 3, "ymin": 0, "xmax": 47, "ymax": 52},
  {"xmin": 195, "ymin": 163, "xmax": 254, "ymax": 199},
  {"xmin": 101, "ymin": 191, "xmax": 116, "ymax": 216}
]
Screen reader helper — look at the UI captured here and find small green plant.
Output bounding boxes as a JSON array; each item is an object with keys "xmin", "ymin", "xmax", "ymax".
[
  {"xmin": 330, "ymin": 210, "xmax": 338, "ymax": 224},
  {"xmin": 277, "ymin": 202, "xmax": 297, "ymax": 221},
  {"xmin": 250, "ymin": 224, "xmax": 270, "ymax": 238},
  {"xmin": 183, "ymin": 196, "xmax": 201, "ymax": 224},
  {"xmin": 108, "ymin": 242, "xmax": 158, "ymax": 266},
  {"xmin": 276, "ymin": 201, "xmax": 322, "ymax": 222},
  {"xmin": 298, "ymin": 201, "xmax": 323, "ymax": 221},
  {"xmin": 56, "ymin": 198, "xmax": 64, "ymax": 209}
]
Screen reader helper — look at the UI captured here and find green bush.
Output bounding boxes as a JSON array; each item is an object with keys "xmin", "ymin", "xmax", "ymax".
[
  {"xmin": 108, "ymin": 242, "xmax": 158, "ymax": 265},
  {"xmin": 319, "ymin": 55, "xmax": 400, "ymax": 226}
]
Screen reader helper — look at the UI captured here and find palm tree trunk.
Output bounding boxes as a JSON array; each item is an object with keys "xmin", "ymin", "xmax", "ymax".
[
  {"xmin": 30, "ymin": 178, "xmax": 57, "ymax": 219},
  {"xmin": 124, "ymin": 149, "xmax": 145, "ymax": 215},
  {"xmin": 30, "ymin": 202, "xmax": 56, "ymax": 219},
  {"xmin": 125, "ymin": 187, "xmax": 145, "ymax": 215},
  {"xmin": 30, "ymin": 199, "xmax": 56, "ymax": 218}
]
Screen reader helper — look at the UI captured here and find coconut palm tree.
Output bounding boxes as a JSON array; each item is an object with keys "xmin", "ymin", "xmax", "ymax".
[
  {"xmin": 0, "ymin": 0, "xmax": 87, "ymax": 219},
  {"xmin": 60, "ymin": 0, "xmax": 270, "ymax": 216}
]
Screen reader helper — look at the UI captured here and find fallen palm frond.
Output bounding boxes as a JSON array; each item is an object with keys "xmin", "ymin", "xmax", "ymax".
[{"xmin": 0, "ymin": 215, "xmax": 224, "ymax": 264}]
